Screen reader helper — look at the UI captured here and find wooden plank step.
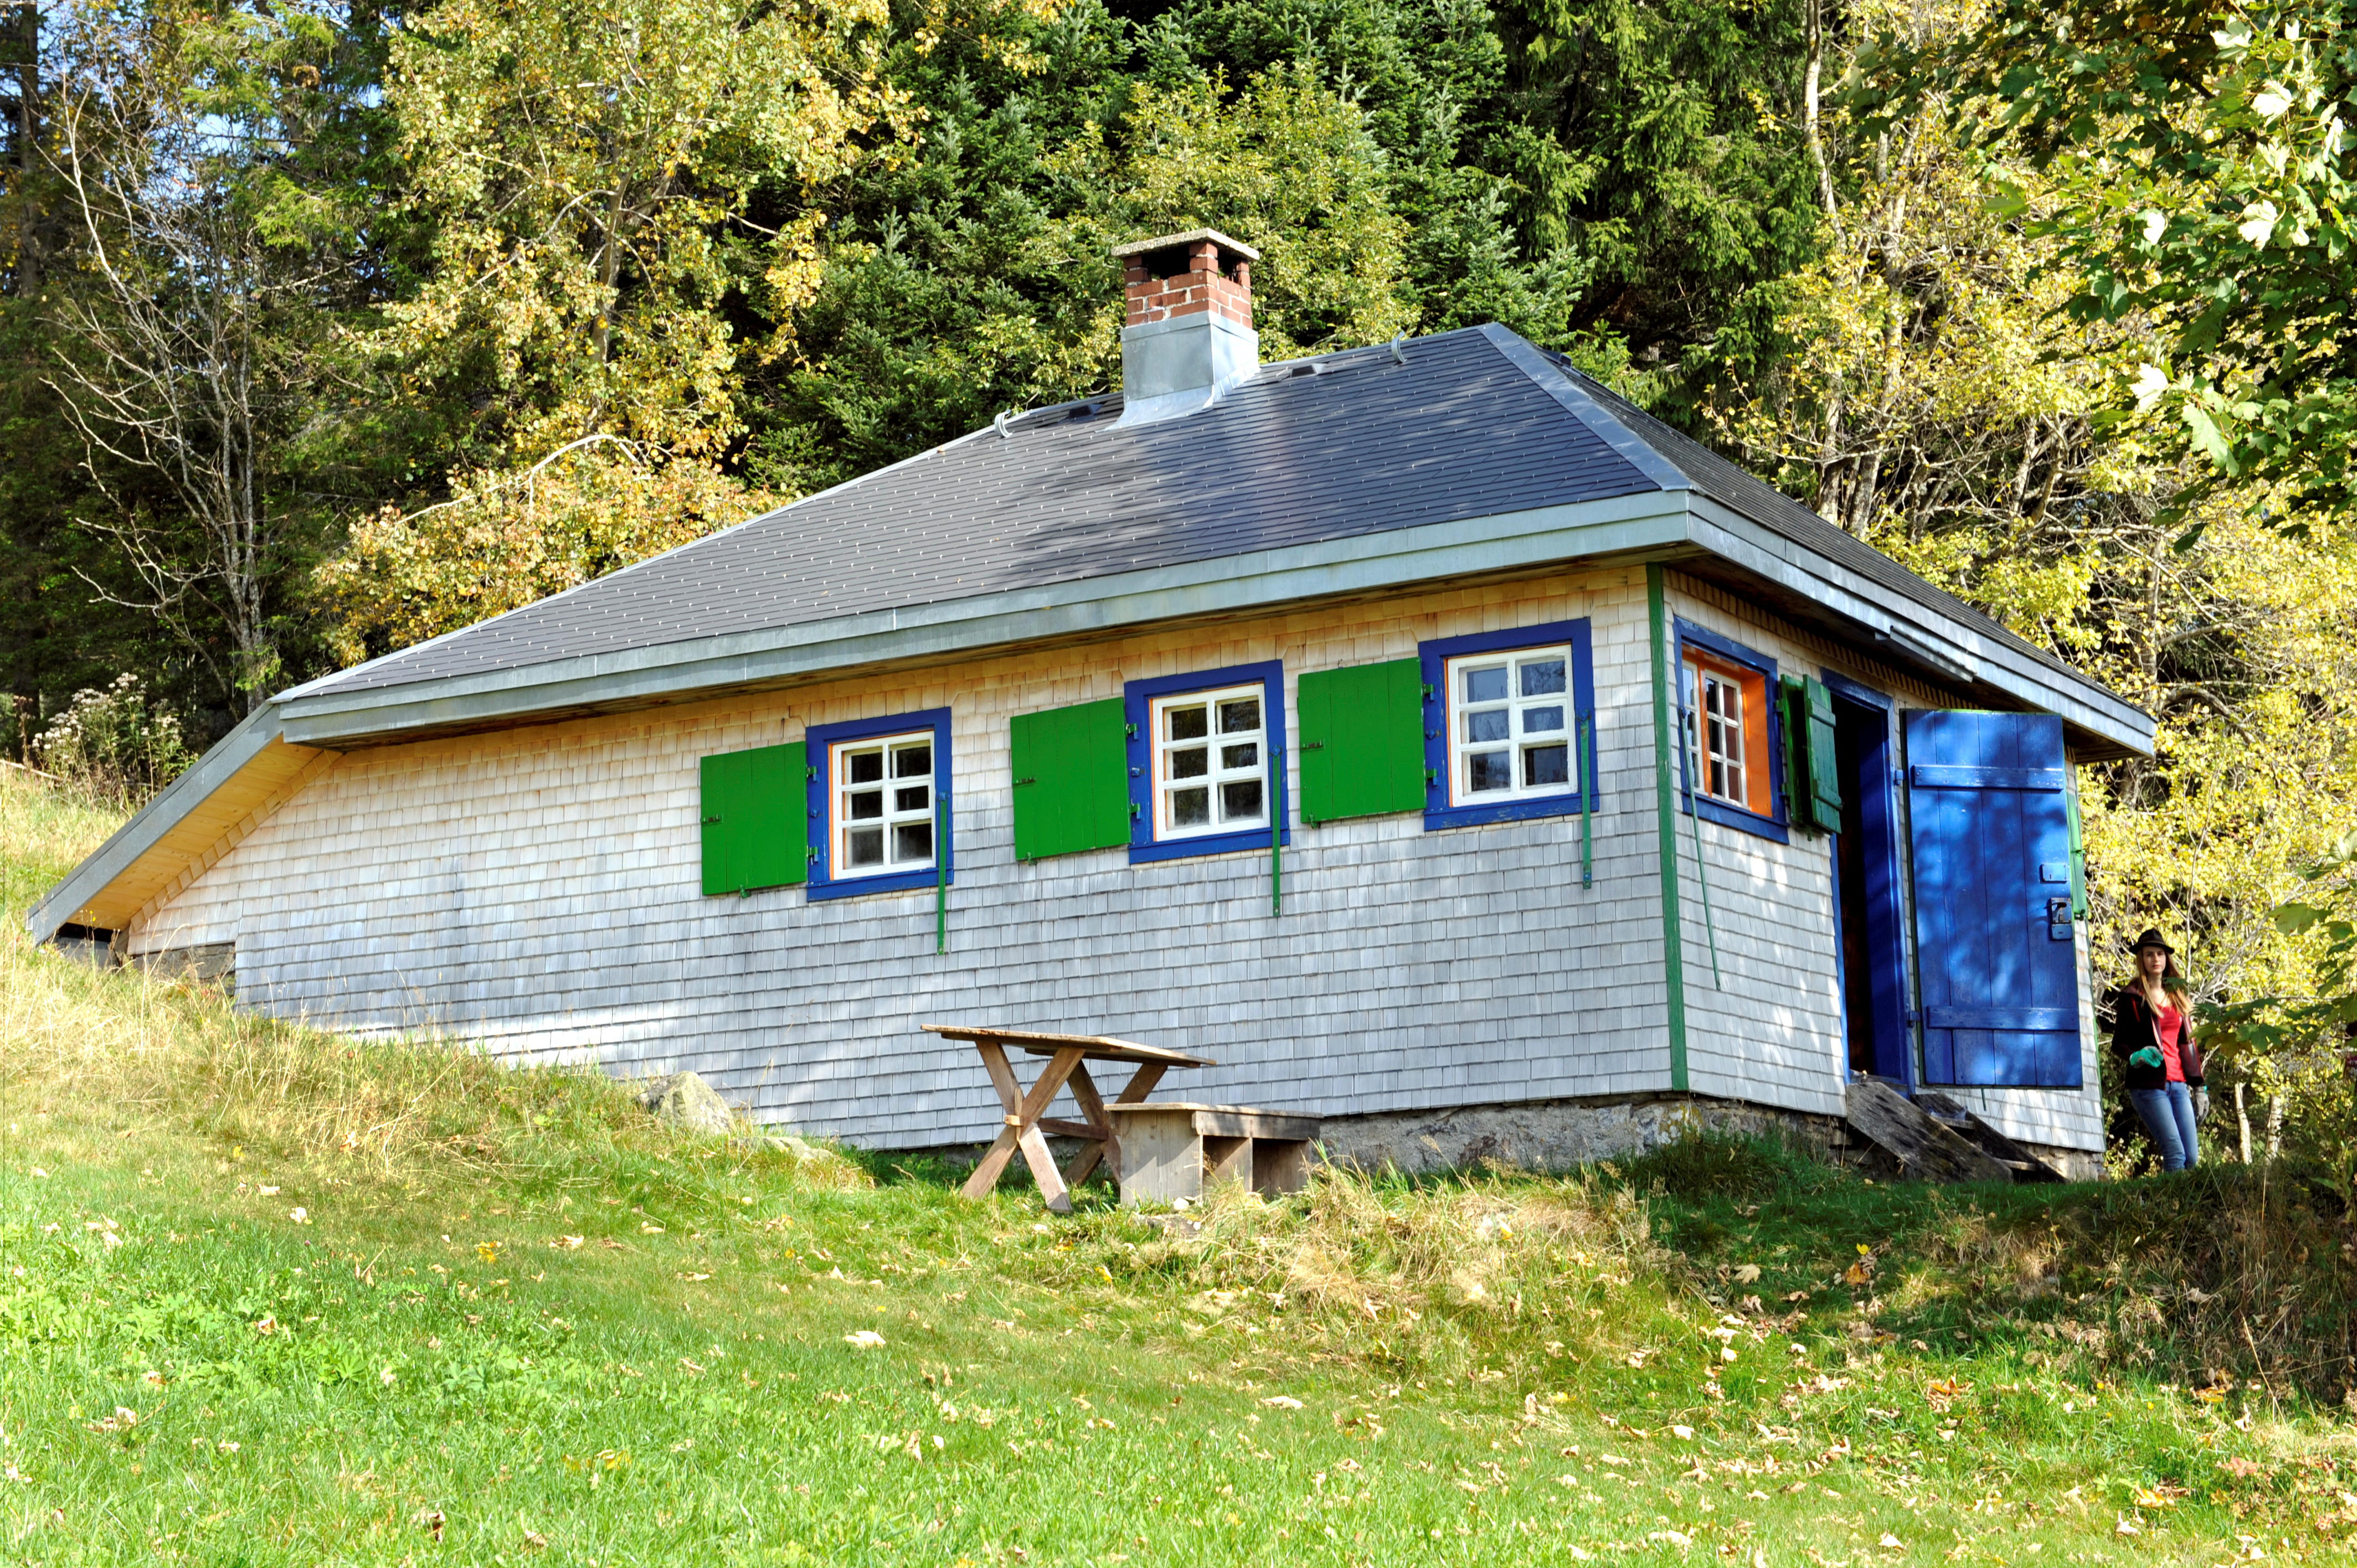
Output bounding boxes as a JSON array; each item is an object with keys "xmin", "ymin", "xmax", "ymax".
[
  {"xmin": 1913, "ymin": 1092, "xmax": 2066, "ymax": 1183},
  {"xmin": 1845, "ymin": 1080, "xmax": 2013, "ymax": 1184}
]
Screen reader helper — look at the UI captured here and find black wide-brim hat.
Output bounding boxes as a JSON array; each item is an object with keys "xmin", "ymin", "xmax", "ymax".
[{"xmin": 2132, "ymin": 927, "xmax": 2175, "ymax": 954}]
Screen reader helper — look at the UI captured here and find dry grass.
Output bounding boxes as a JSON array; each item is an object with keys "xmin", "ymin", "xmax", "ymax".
[
  {"xmin": 0, "ymin": 768, "xmax": 866, "ymax": 1193},
  {"xmin": 1946, "ymin": 1167, "xmax": 2357, "ymax": 1404}
]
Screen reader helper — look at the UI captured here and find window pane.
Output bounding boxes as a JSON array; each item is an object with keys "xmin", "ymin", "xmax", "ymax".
[
  {"xmin": 1170, "ymin": 745, "xmax": 1208, "ymax": 780},
  {"xmin": 846, "ymin": 828, "xmax": 884, "ymax": 867},
  {"xmin": 894, "ymin": 822, "xmax": 932, "ymax": 862},
  {"xmin": 1520, "ymin": 658, "xmax": 1566, "ymax": 697},
  {"xmin": 1217, "ymin": 697, "xmax": 1260, "ymax": 734},
  {"xmin": 1221, "ymin": 742, "xmax": 1258, "ymax": 770},
  {"xmin": 846, "ymin": 789, "xmax": 883, "ymax": 821},
  {"xmin": 1463, "ymin": 665, "xmax": 1507, "ymax": 704},
  {"xmin": 1221, "ymin": 779, "xmax": 1263, "ymax": 819},
  {"xmin": 1165, "ymin": 703, "xmax": 1207, "ymax": 740},
  {"xmin": 1522, "ymin": 705, "xmax": 1563, "ymax": 734},
  {"xmin": 1524, "ymin": 743, "xmax": 1569, "ymax": 787},
  {"xmin": 1466, "ymin": 709, "xmax": 1510, "ymax": 744},
  {"xmin": 894, "ymin": 785, "xmax": 929, "ymax": 812},
  {"xmin": 1468, "ymin": 751, "xmax": 1513, "ymax": 793},
  {"xmin": 847, "ymin": 750, "xmax": 884, "ymax": 784},
  {"xmin": 1171, "ymin": 787, "xmax": 1210, "ymax": 827},
  {"xmin": 893, "ymin": 744, "xmax": 931, "ymax": 779}
]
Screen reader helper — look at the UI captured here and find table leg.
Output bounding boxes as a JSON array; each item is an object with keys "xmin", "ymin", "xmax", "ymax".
[
  {"xmin": 1061, "ymin": 1064, "xmax": 1117, "ymax": 1188},
  {"xmin": 958, "ymin": 1043, "xmax": 1028, "ymax": 1201},
  {"xmin": 1013, "ymin": 1048, "xmax": 1085, "ymax": 1213},
  {"xmin": 1062, "ymin": 1061, "xmax": 1166, "ymax": 1190}
]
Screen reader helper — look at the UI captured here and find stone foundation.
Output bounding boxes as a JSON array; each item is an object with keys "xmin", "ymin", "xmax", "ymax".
[
  {"xmin": 889, "ymin": 1092, "xmax": 2108, "ymax": 1184},
  {"xmin": 1310, "ymin": 1093, "xmax": 1851, "ymax": 1176}
]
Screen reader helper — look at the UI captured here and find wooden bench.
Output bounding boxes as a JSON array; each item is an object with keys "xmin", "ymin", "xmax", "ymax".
[{"xmin": 1107, "ymin": 1104, "xmax": 1320, "ymax": 1207}]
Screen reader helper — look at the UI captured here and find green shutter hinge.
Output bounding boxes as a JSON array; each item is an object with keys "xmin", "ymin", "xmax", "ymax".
[
  {"xmin": 1130, "ymin": 803, "xmax": 1141, "ymax": 820},
  {"xmin": 1300, "ymin": 741, "xmax": 1324, "ymax": 751},
  {"xmin": 1420, "ymin": 684, "xmax": 1434, "ymax": 700},
  {"xmin": 1013, "ymin": 777, "xmax": 1036, "ymax": 787},
  {"xmin": 702, "ymin": 816, "xmax": 721, "ymax": 825},
  {"xmin": 1124, "ymin": 722, "xmax": 1138, "ymax": 739}
]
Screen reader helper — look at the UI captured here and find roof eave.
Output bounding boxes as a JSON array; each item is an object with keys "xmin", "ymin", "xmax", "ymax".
[
  {"xmin": 1679, "ymin": 496, "xmax": 2155, "ymax": 760},
  {"xmin": 28, "ymin": 703, "xmax": 286, "ymax": 943}
]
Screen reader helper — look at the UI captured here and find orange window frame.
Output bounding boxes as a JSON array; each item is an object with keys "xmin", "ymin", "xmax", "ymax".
[{"xmin": 1685, "ymin": 654, "xmax": 1773, "ymax": 817}]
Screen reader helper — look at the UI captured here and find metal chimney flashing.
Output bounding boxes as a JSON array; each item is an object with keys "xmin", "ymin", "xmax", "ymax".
[{"xmin": 1113, "ymin": 311, "xmax": 1259, "ymax": 429}]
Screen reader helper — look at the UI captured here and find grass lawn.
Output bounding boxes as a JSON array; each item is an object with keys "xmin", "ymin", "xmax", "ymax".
[{"xmin": 4, "ymin": 771, "xmax": 2353, "ymax": 1566}]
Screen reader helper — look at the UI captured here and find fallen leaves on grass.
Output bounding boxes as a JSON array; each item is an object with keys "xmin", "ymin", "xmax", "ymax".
[
  {"xmin": 84, "ymin": 1407, "xmax": 137, "ymax": 1434},
  {"xmin": 553, "ymin": 1236, "xmax": 583, "ymax": 1250},
  {"xmin": 1261, "ymin": 1395, "xmax": 1303, "ymax": 1410},
  {"xmin": 843, "ymin": 1330, "xmax": 886, "ymax": 1349}
]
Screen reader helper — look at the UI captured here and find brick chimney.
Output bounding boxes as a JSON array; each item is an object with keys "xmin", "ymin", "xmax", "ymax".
[{"xmin": 1110, "ymin": 228, "xmax": 1261, "ymax": 427}]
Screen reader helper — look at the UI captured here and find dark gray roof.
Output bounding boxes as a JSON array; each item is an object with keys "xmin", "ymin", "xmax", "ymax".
[
  {"xmin": 313, "ymin": 327, "xmax": 1659, "ymax": 697},
  {"xmin": 304, "ymin": 321, "xmax": 2106, "ymax": 710}
]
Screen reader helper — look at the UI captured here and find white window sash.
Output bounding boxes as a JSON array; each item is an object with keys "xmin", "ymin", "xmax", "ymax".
[
  {"xmin": 1684, "ymin": 660, "xmax": 1749, "ymax": 808},
  {"xmin": 1445, "ymin": 645, "xmax": 1577, "ymax": 807},
  {"xmin": 1150, "ymin": 683, "xmax": 1269, "ymax": 840},
  {"xmin": 830, "ymin": 730, "xmax": 936, "ymax": 878}
]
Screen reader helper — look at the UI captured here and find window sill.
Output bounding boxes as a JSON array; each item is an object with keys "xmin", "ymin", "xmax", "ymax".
[
  {"xmin": 807, "ymin": 868, "xmax": 951, "ymax": 901},
  {"xmin": 1129, "ymin": 827, "xmax": 1289, "ymax": 865},
  {"xmin": 1424, "ymin": 792, "xmax": 1591, "ymax": 832},
  {"xmin": 1684, "ymin": 793, "xmax": 1789, "ymax": 845}
]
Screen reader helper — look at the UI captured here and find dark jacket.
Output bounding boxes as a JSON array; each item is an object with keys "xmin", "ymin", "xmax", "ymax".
[{"xmin": 2106, "ymin": 986, "xmax": 2202, "ymax": 1092}]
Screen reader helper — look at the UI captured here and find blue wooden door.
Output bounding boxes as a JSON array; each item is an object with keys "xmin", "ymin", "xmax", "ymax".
[{"xmin": 1904, "ymin": 711, "xmax": 2082, "ymax": 1086}]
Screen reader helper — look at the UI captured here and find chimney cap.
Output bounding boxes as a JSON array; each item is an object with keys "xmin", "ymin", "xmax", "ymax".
[{"xmin": 1110, "ymin": 226, "xmax": 1261, "ymax": 262}]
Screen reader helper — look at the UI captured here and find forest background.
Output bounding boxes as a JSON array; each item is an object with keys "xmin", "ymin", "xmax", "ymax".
[{"xmin": 4, "ymin": 0, "xmax": 2356, "ymax": 1152}]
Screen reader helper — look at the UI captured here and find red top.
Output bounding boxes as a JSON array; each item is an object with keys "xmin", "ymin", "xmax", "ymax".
[{"xmin": 2156, "ymin": 1004, "xmax": 2185, "ymax": 1082}]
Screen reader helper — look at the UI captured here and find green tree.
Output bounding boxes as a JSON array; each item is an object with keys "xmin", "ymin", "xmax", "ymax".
[
  {"xmin": 1862, "ymin": 0, "xmax": 2357, "ymax": 520},
  {"xmin": 34, "ymin": 1, "xmax": 406, "ymax": 716},
  {"xmin": 751, "ymin": 14, "xmax": 1425, "ymax": 492}
]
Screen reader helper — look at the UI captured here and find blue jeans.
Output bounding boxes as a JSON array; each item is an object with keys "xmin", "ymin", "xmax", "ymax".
[{"xmin": 2129, "ymin": 1082, "xmax": 2199, "ymax": 1171}]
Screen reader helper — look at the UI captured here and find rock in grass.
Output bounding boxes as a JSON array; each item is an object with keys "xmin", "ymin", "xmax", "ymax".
[{"xmin": 639, "ymin": 1071, "xmax": 735, "ymax": 1137}]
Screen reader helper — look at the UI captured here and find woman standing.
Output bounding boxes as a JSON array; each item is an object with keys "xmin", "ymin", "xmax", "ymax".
[{"xmin": 2109, "ymin": 929, "xmax": 2206, "ymax": 1170}]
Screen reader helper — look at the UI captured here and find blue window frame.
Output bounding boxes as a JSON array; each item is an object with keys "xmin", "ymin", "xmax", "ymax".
[
  {"xmin": 1126, "ymin": 662, "xmax": 1289, "ymax": 864},
  {"xmin": 805, "ymin": 708, "xmax": 954, "ymax": 900},
  {"xmin": 1421, "ymin": 618, "xmax": 1598, "ymax": 831},
  {"xmin": 1674, "ymin": 619, "xmax": 1787, "ymax": 844}
]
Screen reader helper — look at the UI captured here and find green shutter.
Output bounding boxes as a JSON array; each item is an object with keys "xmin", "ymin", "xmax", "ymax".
[
  {"xmin": 1779, "ymin": 677, "xmax": 1810, "ymax": 831},
  {"xmin": 1009, "ymin": 699, "xmax": 1128, "ymax": 860},
  {"xmin": 1805, "ymin": 676, "xmax": 1844, "ymax": 832},
  {"xmin": 700, "ymin": 741, "xmax": 807, "ymax": 896},
  {"xmin": 1298, "ymin": 659, "xmax": 1425, "ymax": 824},
  {"xmin": 2063, "ymin": 768, "xmax": 2088, "ymax": 920}
]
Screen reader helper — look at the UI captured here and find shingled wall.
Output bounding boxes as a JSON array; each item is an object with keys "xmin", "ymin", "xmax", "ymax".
[{"xmin": 125, "ymin": 565, "xmax": 2103, "ymax": 1158}]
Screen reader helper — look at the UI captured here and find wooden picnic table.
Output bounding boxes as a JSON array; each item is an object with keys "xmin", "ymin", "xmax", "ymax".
[{"xmin": 924, "ymin": 1024, "xmax": 1215, "ymax": 1213}]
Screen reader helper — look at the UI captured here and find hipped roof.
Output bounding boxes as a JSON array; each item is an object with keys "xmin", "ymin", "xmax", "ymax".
[{"xmin": 30, "ymin": 323, "xmax": 2152, "ymax": 943}]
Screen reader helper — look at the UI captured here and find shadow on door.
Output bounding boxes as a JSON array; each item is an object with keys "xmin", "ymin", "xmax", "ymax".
[{"xmin": 1826, "ymin": 679, "xmax": 1911, "ymax": 1085}]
